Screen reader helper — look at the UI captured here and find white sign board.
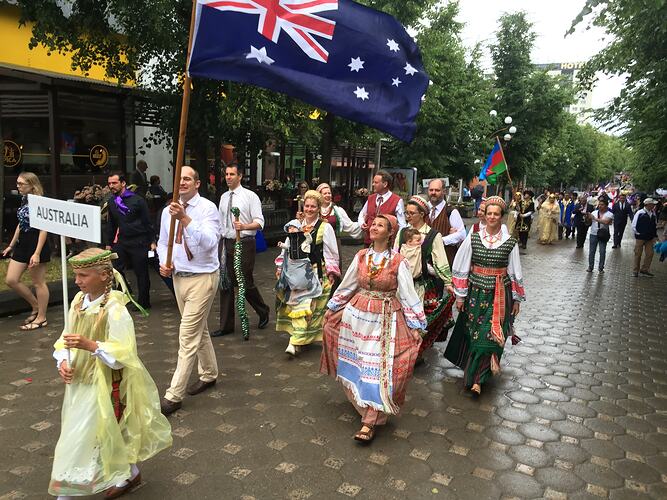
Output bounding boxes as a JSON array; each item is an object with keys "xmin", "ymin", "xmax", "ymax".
[{"xmin": 28, "ymin": 194, "xmax": 101, "ymax": 243}]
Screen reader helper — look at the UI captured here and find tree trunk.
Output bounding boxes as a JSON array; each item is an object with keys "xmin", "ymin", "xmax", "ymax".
[
  {"xmin": 194, "ymin": 140, "xmax": 209, "ymax": 198},
  {"xmin": 319, "ymin": 113, "xmax": 334, "ymax": 183}
]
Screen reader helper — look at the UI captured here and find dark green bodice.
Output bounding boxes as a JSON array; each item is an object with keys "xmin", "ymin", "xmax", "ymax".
[{"xmin": 469, "ymin": 232, "xmax": 516, "ymax": 290}]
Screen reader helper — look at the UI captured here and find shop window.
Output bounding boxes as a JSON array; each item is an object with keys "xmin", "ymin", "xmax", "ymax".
[
  {"xmin": 2, "ymin": 116, "xmax": 51, "ymax": 175},
  {"xmin": 58, "ymin": 92, "xmax": 122, "ymax": 174}
]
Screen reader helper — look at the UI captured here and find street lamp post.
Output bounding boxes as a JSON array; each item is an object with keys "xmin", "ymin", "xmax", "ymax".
[{"xmin": 485, "ymin": 110, "xmax": 519, "ymax": 195}]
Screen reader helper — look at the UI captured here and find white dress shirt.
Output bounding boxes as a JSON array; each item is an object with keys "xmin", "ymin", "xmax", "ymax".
[
  {"xmin": 429, "ymin": 200, "xmax": 466, "ymax": 246},
  {"xmin": 219, "ymin": 185, "xmax": 265, "ymax": 239},
  {"xmin": 157, "ymin": 193, "xmax": 222, "ymax": 274},
  {"xmin": 357, "ymin": 190, "xmax": 407, "ymax": 228}
]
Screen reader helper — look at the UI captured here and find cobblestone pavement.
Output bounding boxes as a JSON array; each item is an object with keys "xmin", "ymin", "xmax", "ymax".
[{"xmin": 1, "ymin": 231, "xmax": 666, "ymax": 499}]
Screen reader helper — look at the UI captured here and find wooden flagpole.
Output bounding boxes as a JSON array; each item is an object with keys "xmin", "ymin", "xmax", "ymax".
[
  {"xmin": 166, "ymin": 0, "xmax": 198, "ymax": 268},
  {"xmin": 496, "ymin": 136, "xmax": 515, "ymax": 195}
]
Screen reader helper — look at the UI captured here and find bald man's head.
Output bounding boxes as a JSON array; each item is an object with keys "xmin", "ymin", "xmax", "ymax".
[
  {"xmin": 179, "ymin": 166, "xmax": 200, "ymax": 200},
  {"xmin": 428, "ymin": 178, "xmax": 446, "ymax": 205}
]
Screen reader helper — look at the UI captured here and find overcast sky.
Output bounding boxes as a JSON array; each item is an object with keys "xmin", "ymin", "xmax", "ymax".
[{"xmin": 453, "ymin": 0, "xmax": 624, "ymax": 110}]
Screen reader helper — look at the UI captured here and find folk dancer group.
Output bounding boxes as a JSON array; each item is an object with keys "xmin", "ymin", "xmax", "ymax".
[{"xmin": 46, "ymin": 169, "xmax": 526, "ymax": 498}]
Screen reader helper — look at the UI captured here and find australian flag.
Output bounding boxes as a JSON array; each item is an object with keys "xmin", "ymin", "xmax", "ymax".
[{"xmin": 188, "ymin": 0, "xmax": 429, "ymax": 142}]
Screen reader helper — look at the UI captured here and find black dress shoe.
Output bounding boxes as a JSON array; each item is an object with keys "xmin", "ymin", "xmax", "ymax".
[
  {"xmin": 640, "ymin": 271, "xmax": 655, "ymax": 277},
  {"xmin": 187, "ymin": 379, "xmax": 216, "ymax": 396},
  {"xmin": 258, "ymin": 315, "xmax": 270, "ymax": 329},
  {"xmin": 211, "ymin": 329, "xmax": 234, "ymax": 337},
  {"xmin": 160, "ymin": 398, "xmax": 182, "ymax": 416}
]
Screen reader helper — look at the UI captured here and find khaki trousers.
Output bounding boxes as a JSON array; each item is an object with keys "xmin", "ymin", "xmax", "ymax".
[
  {"xmin": 634, "ymin": 239, "xmax": 655, "ymax": 273},
  {"xmin": 165, "ymin": 272, "xmax": 219, "ymax": 403}
]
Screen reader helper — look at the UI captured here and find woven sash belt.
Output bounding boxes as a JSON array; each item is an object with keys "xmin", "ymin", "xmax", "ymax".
[{"xmin": 471, "ymin": 265, "xmax": 507, "ymax": 347}]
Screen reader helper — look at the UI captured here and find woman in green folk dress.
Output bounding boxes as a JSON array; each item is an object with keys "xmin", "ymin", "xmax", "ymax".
[{"xmin": 444, "ymin": 196, "xmax": 526, "ymax": 396}]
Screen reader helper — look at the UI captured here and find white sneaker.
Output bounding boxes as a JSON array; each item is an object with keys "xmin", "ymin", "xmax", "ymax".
[{"xmin": 285, "ymin": 343, "xmax": 297, "ymax": 356}]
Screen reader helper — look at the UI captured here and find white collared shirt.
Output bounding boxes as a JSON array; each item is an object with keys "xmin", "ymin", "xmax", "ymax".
[
  {"xmin": 357, "ymin": 190, "xmax": 407, "ymax": 228},
  {"xmin": 428, "ymin": 199, "xmax": 466, "ymax": 246},
  {"xmin": 219, "ymin": 185, "xmax": 265, "ymax": 239},
  {"xmin": 157, "ymin": 193, "xmax": 222, "ymax": 274}
]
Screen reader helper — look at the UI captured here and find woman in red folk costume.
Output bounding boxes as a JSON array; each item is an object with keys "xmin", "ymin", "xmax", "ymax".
[{"xmin": 321, "ymin": 214, "xmax": 426, "ymax": 443}]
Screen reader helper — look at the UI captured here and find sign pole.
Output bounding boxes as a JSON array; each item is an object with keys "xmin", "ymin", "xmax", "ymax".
[
  {"xmin": 60, "ymin": 235, "xmax": 71, "ymax": 364},
  {"xmin": 27, "ymin": 195, "xmax": 102, "ymax": 366},
  {"xmin": 166, "ymin": 0, "xmax": 198, "ymax": 268}
]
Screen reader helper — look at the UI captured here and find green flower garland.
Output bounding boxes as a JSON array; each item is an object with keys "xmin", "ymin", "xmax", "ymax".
[{"xmin": 231, "ymin": 207, "xmax": 250, "ymax": 340}]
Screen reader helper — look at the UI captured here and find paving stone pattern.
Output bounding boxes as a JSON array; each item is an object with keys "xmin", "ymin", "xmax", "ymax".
[{"xmin": 1, "ymin": 234, "xmax": 666, "ymax": 499}]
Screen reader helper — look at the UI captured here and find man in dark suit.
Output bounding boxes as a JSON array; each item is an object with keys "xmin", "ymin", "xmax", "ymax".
[
  {"xmin": 106, "ymin": 172, "xmax": 155, "ymax": 309},
  {"xmin": 131, "ymin": 160, "xmax": 149, "ymax": 197},
  {"xmin": 612, "ymin": 193, "xmax": 633, "ymax": 248}
]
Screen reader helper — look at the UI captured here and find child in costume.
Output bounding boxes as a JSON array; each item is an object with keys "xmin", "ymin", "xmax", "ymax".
[
  {"xmin": 397, "ymin": 227, "xmax": 424, "ymax": 279},
  {"xmin": 275, "ymin": 219, "xmax": 323, "ymax": 316},
  {"xmin": 50, "ymin": 248, "xmax": 172, "ymax": 499}
]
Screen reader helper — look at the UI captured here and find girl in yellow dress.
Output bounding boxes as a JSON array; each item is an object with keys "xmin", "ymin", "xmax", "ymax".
[{"xmin": 50, "ymin": 248, "xmax": 171, "ymax": 499}]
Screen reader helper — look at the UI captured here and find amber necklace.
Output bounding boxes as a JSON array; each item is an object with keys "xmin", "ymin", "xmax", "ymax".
[{"xmin": 367, "ymin": 249, "xmax": 388, "ymax": 280}]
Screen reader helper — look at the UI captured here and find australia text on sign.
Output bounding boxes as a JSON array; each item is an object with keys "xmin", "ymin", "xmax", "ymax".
[{"xmin": 28, "ymin": 194, "xmax": 101, "ymax": 243}]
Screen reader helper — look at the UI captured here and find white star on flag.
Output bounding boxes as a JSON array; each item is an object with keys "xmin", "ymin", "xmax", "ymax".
[
  {"xmin": 386, "ymin": 39, "xmax": 400, "ymax": 52},
  {"xmin": 348, "ymin": 57, "xmax": 365, "ymax": 72},
  {"xmin": 392, "ymin": 77, "xmax": 402, "ymax": 87},
  {"xmin": 354, "ymin": 86, "xmax": 369, "ymax": 101},
  {"xmin": 404, "ymin": 63, "xmax": 417, "ymax": 76},
  {"xmin": 246, "ymin": 45, "xmax": 274, "ymax": 65}
]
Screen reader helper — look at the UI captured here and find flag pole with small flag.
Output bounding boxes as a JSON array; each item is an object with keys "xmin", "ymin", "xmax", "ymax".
[{"xmin": 479, "ymin": 137, "xmax": 515, "ymax": 192}]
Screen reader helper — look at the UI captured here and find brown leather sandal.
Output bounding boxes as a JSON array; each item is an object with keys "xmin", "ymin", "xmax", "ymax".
[{"xmin": 354, "ymin": 425, "xmax": 376, "ymax": 443}]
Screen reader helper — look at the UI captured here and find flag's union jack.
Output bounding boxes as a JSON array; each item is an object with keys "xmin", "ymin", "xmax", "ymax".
[{"xmin": 201, "ymin": 0, "xmax": 338, "ymax": 63}]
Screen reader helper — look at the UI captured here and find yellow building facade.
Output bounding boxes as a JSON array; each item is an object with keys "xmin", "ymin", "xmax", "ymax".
[{"xmin": 1, "ymin": 3, "xmax": 137, "ymax": 204}]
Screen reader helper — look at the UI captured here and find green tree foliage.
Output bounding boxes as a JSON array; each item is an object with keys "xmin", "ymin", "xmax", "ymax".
[
  {"xmin": 383, "ymin": 2, "xmax": 494, "ymax": 180},
  {"xmin": 571, "ymin": 0, "xmax": 667, "ymax": 189},
  {"xmin": 490, "ymin": 12, "xmax": 576, "ymax": 185}
]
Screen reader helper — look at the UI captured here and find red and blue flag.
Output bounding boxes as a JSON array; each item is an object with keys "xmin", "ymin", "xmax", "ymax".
[{"xmin": 479, "ymin": 138, "xmax": 508, "ymax": 185}]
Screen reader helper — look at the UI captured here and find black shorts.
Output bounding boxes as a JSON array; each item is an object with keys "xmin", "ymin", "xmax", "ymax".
[{"xmin": 12, "ymin": 229, "xmax": 51, "ymax": 264}]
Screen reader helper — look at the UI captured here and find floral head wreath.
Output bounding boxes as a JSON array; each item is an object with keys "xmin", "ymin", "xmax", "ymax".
[
  {"xmin": 484, "ymin": 195, "xmax": 507, "ymax": 211},
  {"xmin": 68, "ymin": 249, "xmax": 118, "ymax": 269},
  {"xmin": 68, "ymin": 249, "xmax": 148, "ymax": 316}
]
